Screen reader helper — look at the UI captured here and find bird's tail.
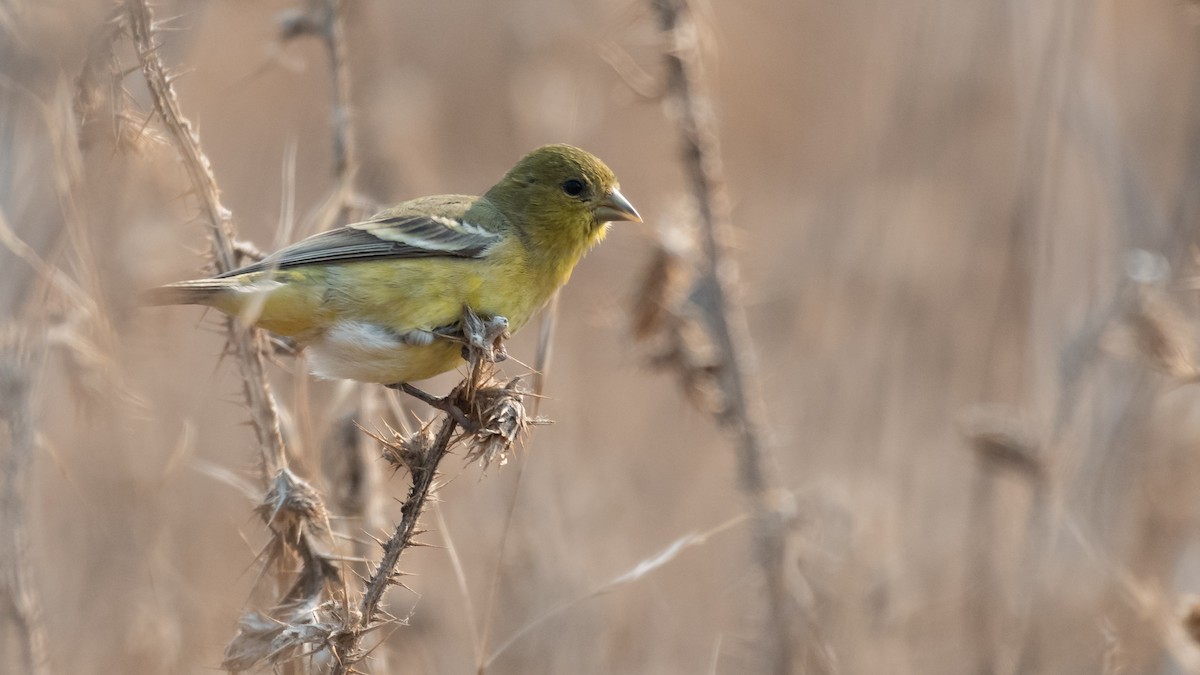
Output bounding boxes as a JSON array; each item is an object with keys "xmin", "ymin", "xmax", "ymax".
[{"xmin": 141, "ymin": 279, "xmax": 230, "ymax": 307}]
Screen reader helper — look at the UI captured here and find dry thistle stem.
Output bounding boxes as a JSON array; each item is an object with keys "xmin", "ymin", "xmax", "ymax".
[
  {"xmin": 258, "ymin": 467, "xmax": 330, "ymax": 539},
  {"xmin": 328, "ymin": 305, "xmax": 546, "ymax": 675}
]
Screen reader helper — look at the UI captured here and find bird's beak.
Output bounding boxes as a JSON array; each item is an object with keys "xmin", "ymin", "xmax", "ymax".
[{"xmin": 593, "ymin": 188, "xmax": 642, "ymax": 223}]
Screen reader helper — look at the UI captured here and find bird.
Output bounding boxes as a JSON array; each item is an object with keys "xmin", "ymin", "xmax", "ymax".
[{"xmin": 146, "ymin": 144, "xmax": 641, "ymax": 393}]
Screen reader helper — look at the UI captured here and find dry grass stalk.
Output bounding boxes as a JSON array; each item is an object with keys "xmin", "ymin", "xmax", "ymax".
[
  {"xmin": 0, "ymin": 329, "xmax": 49, "ymax": 675},
  {"xmin": 479, "ymin": 513, "xmax": 748, "ymax": 670},
  {"xmin": 646, "ymin": 0, "xmax": 800, "ymax": 671}
]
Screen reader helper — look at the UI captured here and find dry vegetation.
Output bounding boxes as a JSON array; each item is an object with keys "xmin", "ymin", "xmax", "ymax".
[{"xmin": 6, "ymin": 0, "xmax": 1200, "ymax": 673}]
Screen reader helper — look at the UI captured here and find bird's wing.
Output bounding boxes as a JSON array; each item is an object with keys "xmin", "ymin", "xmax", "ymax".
[{"xmin": 215, "ymin": 196, "xmax": 504, "ymax": 278}]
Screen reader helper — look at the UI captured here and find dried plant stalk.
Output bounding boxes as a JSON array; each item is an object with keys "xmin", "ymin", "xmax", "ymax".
[
  {"xmin": 648, "ymin": 0, "xmax": 799, "ymax": 672},
  {"xmin": 125, "ymin": 3, "xmax": 341, "ymax": 672},
  {"xmin": 127, "ymin": 0, "xmax": 289, "ymax": 474},
  {"xmin": 0, "ymin": 333, "xmax": 49, "ymax": 675}
]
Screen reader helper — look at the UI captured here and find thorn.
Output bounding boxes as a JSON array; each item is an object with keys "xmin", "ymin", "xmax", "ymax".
[
  {"xmin": 167, "ymin": 187, "xmax": 197, "ymax": 203},
  {"xmin": 151, "ymin": 11, "xmax": 193, "ymax": 30},
  {"xmin": 165, "ymin": 67, "xmax": 195, "ymax": 84},
  {"xmin": 132, "ymin": 109, "xmax": 157, "ymax": 144}
]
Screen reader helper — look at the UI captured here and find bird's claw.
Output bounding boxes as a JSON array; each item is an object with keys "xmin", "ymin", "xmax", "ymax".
[
  {"xmin": 433, "ymin": 308, "xmax": 510, "ymax": 364},
  {"xmin": 462, "ymin": 312, "xmax": 509, "ymax": 363}
]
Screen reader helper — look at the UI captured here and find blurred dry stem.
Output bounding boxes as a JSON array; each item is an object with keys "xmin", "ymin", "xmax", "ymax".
[
  {"xmin": 277, "ymin": 0, "xmax": 359, "ymax": 228},
  {"xmin": 647, "ymin": 0, "xmax": 799, "ymax": 672},
  {"xmin": 0, "ymin": 332, "xmax": 49, "ymax": 675}
]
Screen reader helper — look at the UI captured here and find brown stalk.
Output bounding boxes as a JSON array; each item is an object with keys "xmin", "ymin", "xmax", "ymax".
[
  {"xmin": 648, "ymin": 0, "xmax": 798, "ymax": 672},
  {"xmin": 126, "ymin": 0, "xmax": 289, "ymax": 475},
  {"xmin": 331, "ymin": 327, "xmax": 532, "ymax": 675},
  {"xmin": 125, "ymin": 3, "xmax": 341, "ymax": 671}
]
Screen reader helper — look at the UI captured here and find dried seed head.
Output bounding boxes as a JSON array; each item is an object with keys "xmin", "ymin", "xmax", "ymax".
[
  {"xmin": 465, "ymin": 378, "xmax": 549, "ymax": 470},
  {"xmin": 365, "ymin": 420, "xmax": 435, "ymax": 474},
  {"xmin": 223, "ymin": 601, "xmax": 359, "ymax": 672},
  {"xmin": 223, "ymin": 611, "xmax": 283, "ymax": 671},
  {"xmin": 627, "ymin": 217, "xmax": 729, "ymax": 416},
  {"xmin": 632, "ymin": 225, "xmax": 693, "ymax": 340},
  {"xmin": 257, "ymin": 467, "xmax": 328, "ymax": 535},
  {"xmin": 647, "ymin": 309, "xmax": 725, "ymax": 415}
]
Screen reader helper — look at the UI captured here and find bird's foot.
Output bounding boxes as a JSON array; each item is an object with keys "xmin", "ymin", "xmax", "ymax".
[
  {"xmin": 464, "ymin": 312, "xmax": 510, "ymax": 363},
  {"xmin": 433, "ymin": 308, "xmax": 511, "ymax": 364},
  {"xmin": 387, "ymin": 382, "xmax": 477, "ymax": 432}
]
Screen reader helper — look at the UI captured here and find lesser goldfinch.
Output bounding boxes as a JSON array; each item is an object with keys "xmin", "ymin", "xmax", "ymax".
[{"xmin": 148, "ymin": 144, "xmax": 641, "ymax": 385}]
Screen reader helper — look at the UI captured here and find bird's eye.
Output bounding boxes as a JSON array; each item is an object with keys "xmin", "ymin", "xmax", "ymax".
[{"xmin": 561, "ymin": 178, "xmax": 586, "ymax": 198}]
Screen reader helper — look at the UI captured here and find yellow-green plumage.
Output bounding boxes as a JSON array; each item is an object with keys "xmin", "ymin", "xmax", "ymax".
[{"xmin": 147, "ymin": 144, "xmax": 640, "ymax": 384}]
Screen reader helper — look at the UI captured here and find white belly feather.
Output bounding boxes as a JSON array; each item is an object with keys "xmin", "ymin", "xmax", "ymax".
[{"xmin": 305, "ymin": 320, "xmax": 455, "ymax": 384}]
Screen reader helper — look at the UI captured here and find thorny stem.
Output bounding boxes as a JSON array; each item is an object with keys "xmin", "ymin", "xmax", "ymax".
[
  {"xmin": 650, "ymin": 0, "xmax": 798, "ymax": 672},
  {"xmin": 358, "ymin": 415, "xmax": 457, "ymax": 627},
  {"xmin": 127, "ymin": 0, "xmax": 288, "ymax": 476},
  {"xmin": 332, "ymin": 354, "xmax": 498, "ymax": 675},
  {"xmin": 320, "ymin": 0, "xmax": 356, "ymax": 197}
]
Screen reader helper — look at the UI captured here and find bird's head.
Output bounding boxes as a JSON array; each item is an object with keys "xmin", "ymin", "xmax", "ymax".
[{"xmin": 485, "ymin": 144, "xmax": 641, "ymax": 251}]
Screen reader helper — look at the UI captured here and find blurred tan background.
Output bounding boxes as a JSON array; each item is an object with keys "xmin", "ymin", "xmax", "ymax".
[{"xmin": 6, "ymin": 0, "xmax": 1200, "ymax": 673}]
